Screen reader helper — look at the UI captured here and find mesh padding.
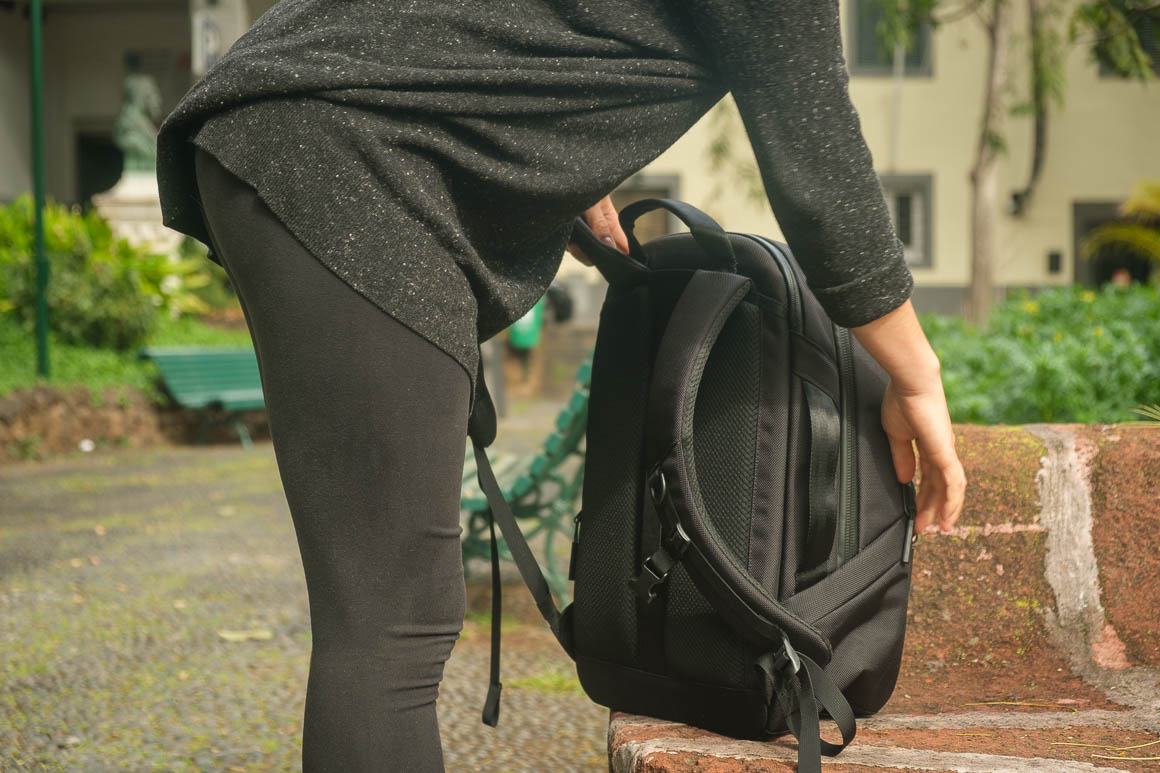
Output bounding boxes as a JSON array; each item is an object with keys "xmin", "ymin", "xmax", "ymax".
[{"xmin": 691, "ymin": 302, "xmax": 759, "ymax": 560}]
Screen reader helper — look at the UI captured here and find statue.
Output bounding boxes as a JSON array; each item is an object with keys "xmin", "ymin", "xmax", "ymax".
[
  {"xmin": 91, "ymin": 73, "xmax": 182, "ymax": 255},
  {"xmin": 111, "ymin": 73, "xmax": 163, "ymax": 174}
]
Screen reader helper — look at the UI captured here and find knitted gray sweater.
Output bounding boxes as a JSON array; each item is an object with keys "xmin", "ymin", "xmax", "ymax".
[{"xmin": 156, "ymin": 0, "xmax": 913, "ymax": 414}]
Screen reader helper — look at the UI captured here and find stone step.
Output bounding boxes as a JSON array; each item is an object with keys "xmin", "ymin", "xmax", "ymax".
[{"xmin": 606, "ymin": 424, "xmax": 1160, "ymax": 773}]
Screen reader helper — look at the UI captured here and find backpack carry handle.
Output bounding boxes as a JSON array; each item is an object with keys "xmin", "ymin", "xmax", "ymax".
[
  {"xmin": 569, "ymin": 216, "xmax": 649, "ymax": 284},
  {"xmin": 618, "ymin": 198, "xmax": 739, "ymax": 274},
  {"xmin": 641, "ymin": 269, "xmax": 832, "ymax": 664}
]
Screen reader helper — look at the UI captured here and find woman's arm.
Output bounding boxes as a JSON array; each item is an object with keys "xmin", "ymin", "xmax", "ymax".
[
  {"xmin": 850, "ymin": 299, "xmax": 965, "ymax": 533},
  {"xmin": 678, "ymin": 0, "xmax": 913, "ymax": 328},
  {"xmin": 571, "ymin": 0, "xmax": 965, "ymax": 529},
  {"xmin": 679, "ymin": 0, "xmax": 964, "ymax": 528}
]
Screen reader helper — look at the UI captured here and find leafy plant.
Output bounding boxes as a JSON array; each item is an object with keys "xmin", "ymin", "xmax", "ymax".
[
  {"xmin": 1131, "ymin": 403, "xmax": 1160, "ymax": 422},
  {"xmin": 0, "ymin": 194, "xmax": 223, "ymax": 349},
  {"xmin": 922, "ymin": 283, "xmax": 1160, "ymax": 424}
]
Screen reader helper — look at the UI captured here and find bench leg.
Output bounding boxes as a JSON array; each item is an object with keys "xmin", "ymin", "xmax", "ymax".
[
  {"xmin": 195, "ymin": 412, "xmax": 209, "ymax": 446},
  {"xmin": 234, "ymin": 419, "xmax": 253, "ymax": 449}
]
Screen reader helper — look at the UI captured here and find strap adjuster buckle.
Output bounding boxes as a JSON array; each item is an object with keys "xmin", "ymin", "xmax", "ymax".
[
  {"xmin": 647, "ymin": 465, "xmax": 668, "ymax": 504},
  {"xmin": 631, "ymin": 545, "xmax": 676, "ymax": 603}
]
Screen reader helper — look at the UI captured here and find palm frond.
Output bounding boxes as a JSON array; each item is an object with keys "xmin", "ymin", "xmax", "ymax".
[
  {"xmin": 1130, "ymin": 403, "xmax": 1160, "ymax": 422},
  {"xmin": 1079, "ymin": 223, "xmax": 1160, "ymax": 264},
  {"xmin": 1119, "ymin": 180, "xmax": 1160, "ymax": 220}
]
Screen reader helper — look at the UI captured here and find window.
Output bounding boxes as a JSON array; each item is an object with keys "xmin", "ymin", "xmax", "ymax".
[
  {"xmin": 880, "ymin": 174, "xmax": 932, "ymax": 268},
  {"xmin": 1098, "ymin": 15, "xmax": 1160, "ymax": 78},
  {"xmin": 848, "ymin": 0, "xmax": 933, "ymax": 76}
]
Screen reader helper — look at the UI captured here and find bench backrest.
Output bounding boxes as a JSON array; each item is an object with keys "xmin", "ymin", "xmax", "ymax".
[{"xmin": 139, "ymin": 346, "xmax": 264, "ymax": 410}]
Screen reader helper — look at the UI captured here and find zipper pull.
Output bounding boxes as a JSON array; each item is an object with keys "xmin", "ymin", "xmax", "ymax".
[
  {"xmin": 901, "ymin": 482, "xmax": 917, "ymax": 565},
  {"xmin": 568, "ymin": 509, "xmax": 582, "ymax": 581}
]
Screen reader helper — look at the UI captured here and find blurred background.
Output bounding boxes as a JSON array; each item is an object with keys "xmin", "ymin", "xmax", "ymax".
[
  {"xmin": 1, "ymin": 0, "xmax": 1158, "ymax": 458},
  {"xmin": 0, "ymin": 3, "xmax": 1158, "ymax": 771}
]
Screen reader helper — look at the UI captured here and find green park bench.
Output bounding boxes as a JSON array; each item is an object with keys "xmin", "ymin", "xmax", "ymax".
[
  {"xmin": 137, "ymin": 346, "xmax": 264, "ymax": 448},
  {"xmin": 460, "ymin": 353, "xmax": 591, "ymax": 604}
]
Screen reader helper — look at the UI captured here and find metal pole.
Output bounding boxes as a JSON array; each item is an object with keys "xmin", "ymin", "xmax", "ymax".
[{"xmin": 29, "ymin": 0, "xmax": 50, "ymax": 378}]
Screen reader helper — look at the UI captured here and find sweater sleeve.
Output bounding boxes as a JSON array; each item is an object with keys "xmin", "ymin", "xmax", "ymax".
[{"xmin": 679, "ymin": 0, "xmax": 913, "ymax": 327}]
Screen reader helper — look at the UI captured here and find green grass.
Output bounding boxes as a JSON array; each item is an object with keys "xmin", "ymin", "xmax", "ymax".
[
  {"xmin": 0, "ymin": 311, "xmax": 252, "ymax": 402},
  {"xmin": 504, "ymin": 662, "xmax": 585, "ymax": 696}
]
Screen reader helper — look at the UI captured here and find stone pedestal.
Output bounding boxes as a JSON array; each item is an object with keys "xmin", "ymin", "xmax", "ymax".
[{"xmin": 90, "ymin": 170, "xmax": 182, "ymax": 257}]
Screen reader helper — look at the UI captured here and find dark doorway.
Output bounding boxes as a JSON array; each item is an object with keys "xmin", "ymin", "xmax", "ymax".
[
  {"xmin": 1073, "ymin": 201, "xmax": 1156, "ymax": 286},
  {"xmin": 76, "ymin": 130, "xmax": 125, "ymax": 209}
]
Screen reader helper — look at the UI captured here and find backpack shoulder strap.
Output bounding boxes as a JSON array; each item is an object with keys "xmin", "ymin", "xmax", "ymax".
[
  {"xmin": 467, "ymin": 348, "xmax": 575, "ymax": 728},
  {"xmin": 640, "ymin": 269, "xmax": 831, "ymax": 660},
  {"xmin": 638, "ymin": 268, "xmax": 856, "ymax": 773}
]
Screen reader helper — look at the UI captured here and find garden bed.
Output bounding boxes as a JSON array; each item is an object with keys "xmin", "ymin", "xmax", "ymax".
[{"xmin": 0, "ymin": 383, "xmax": 269, "ymax": 464}]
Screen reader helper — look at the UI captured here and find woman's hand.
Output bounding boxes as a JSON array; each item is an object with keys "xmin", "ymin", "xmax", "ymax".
[
  {"xmin": 880, "ymin": 377, "xmax": 966, "ymax": 534},
  {"xmin": 566, "ymin": 195, "xmax": 631, "ymax": 266},
  {"xmin": 850, "ymin": 299, "xmax": 966, "ymax": 534}
]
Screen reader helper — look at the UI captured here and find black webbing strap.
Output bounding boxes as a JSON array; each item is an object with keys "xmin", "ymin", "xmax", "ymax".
[
  {"xmin": 470, "ymin": 437, "xmax": 574, "ymax": 725},
  {"xmin": 467, "ymin": 347, "xmax": 574, "ymax": 727},
  {"xmin": 796, "ymin": 380, "xmax": 841, "ymax": 591},
  {"xmin": 756, "ymin": 642, "xmax": 856, "ymax": 773},
  {"xmin": 482, "ymin": 502, "xmax": 503, "ymax": 726}
]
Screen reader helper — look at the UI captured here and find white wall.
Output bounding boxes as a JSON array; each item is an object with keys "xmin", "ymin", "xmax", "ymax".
[{"xmin": 0, "ymin": 12, "xmax": 31, "ymax": 201}]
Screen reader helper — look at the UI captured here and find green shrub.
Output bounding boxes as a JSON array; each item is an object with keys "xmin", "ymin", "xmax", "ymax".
[
  {"xmin": 0, "ymin": 316, "xmax": 165, "ymax": 402},
  {"xmin": 0, "ymin": 194, "xmax": 159, "ymax": 349},
  {"xmin": 922, "ymin": 283, "xmax": 1160, "ymax": 424},
  {"xmin": 0, "ymin": 194, "xmax": 226, "ymax": 350}
]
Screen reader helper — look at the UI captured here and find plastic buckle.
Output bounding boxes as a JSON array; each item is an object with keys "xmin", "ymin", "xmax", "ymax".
[
  {"xmin": 647, "ymin": 466, "xmax": 693, "ymax": 560},
  {"xmin": 631, "ymin": 545, "xmax": 676, "ymax": 603},
  {"xmin": 661, "ymin": 518, "xmax": 692, "ymax": 560}
]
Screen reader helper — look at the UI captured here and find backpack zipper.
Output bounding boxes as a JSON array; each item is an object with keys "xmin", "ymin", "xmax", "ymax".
[
  {"xmin": 741, "ymin": 234, "xmax": 802, "ymax": 333},
  {"xmin": 832, "ymin": 325, "xmax": 859, "ymax": 568}
]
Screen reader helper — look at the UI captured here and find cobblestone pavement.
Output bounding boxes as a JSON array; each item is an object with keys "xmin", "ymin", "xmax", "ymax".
[{"xmin": 0, "ymin": 401, "xmax": 607, "ymax": 772}]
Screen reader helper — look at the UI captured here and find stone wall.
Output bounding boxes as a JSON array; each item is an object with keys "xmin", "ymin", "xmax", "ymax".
[{"xmin": 607, "ymin": 423, "xmax": 1160, "ymax": 773}]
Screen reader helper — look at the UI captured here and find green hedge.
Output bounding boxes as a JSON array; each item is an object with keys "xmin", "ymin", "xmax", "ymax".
[
  {"xmin": 0, "ymin": 194, "xmax": 226, "ymax": 352},
  {"xmin": 922, "ymin": 283, "xmax": 1160, "ymax": 424}
]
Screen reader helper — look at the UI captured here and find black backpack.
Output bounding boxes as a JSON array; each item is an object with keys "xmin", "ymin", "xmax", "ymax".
[{"xmin": 465, "ymin": 198, "xmax": 919, "ymax": 773}]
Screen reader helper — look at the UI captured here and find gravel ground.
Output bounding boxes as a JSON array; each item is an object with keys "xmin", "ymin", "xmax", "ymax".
[{"xmin": 0, "ymin": 403, "xmax": 608, "ymax": 772}]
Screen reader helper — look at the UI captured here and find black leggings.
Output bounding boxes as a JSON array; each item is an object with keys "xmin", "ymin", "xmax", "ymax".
[{"xmin": 193, "ymin": 145, "xmax": 471, "ymax": 772}]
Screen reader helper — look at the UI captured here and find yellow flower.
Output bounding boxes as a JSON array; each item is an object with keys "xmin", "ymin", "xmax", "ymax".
[
  {"xmin": 1053, "ymin": 331, "xmax": 1063, "ymax": 342},
  {"xmin": 1022, "ymin": 300, "xmax": 1040, "ymax": 314},
  {"xmin": 1081, "ymin": 290, "xmax": 1096, "ymax": 303},
  {"xmin": 1094, "ymin": 326, "xmax": 1104, "ymax": 338}
]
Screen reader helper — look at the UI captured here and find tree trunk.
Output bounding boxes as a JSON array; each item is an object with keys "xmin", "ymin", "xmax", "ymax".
[
  {"xmin": 967, "ymin": 0, "xmax": 1013, "ymax": 325},
  {"xmin": 1011, "ymin": 0, "xmax": 1050, "ymax": 216}
]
